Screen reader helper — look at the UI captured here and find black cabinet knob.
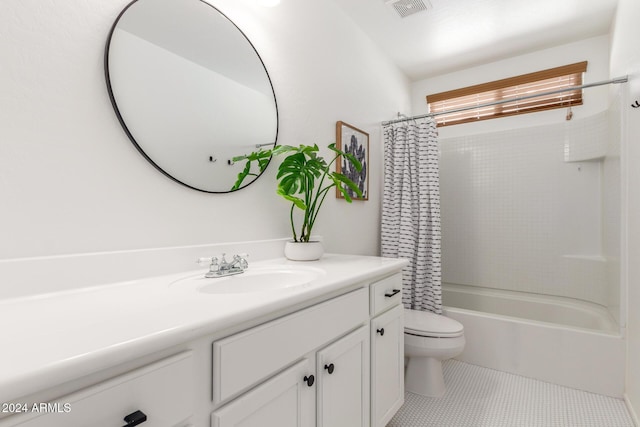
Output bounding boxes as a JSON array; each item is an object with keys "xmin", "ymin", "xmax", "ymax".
[
  {"xmin": 377, "ymin": 328, "xmax": 385, "ymax": 336},
  {"xmin": 304, "ymin": 374, "xmax": 315, "ymax": 387},
  {"xmin": 122, "ymin": 410, "xmax": 147, "ymax": 427},
  {"xmin": 324, "ymin": 363, "xmax": 335, "ymax": 374}
]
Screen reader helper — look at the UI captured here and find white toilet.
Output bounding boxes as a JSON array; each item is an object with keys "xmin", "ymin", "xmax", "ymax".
[{"xmin": 404, "ymin": 308, "xmax": 465, "ymax": 397}]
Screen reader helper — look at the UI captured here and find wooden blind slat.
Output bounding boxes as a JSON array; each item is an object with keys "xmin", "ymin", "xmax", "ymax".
[
  {"xmin": 426, "ymin": 61, "xmax": 587, "ymax": 104},
  {"xmin": 426, "ymin": 62, "xmax": 587, "ymax": 127}
]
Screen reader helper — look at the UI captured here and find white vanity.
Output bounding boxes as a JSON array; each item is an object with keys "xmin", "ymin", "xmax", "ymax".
[{"xmin": 0, "ymin": 253, "xmax": 407, "ymax": 427}]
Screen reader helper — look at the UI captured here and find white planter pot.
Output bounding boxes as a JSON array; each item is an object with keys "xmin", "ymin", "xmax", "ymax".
[{"xmin": 284, "ymin": 241, "xmax": 324, "ymax": 261}]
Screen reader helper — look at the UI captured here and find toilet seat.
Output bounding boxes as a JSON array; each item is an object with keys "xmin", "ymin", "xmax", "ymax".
[{"xmin": 404, "ymin": 308, "xmax": 464, "ymax": 338}]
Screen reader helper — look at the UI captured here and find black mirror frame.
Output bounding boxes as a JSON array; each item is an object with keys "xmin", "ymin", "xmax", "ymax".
[{"xmin": 104, "ymin": 0, "xmax": 278, "ymax": 193}]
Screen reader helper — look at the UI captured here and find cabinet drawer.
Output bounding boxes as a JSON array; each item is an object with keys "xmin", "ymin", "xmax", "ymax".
[
  {"xmin": 370, "ymin": 273, "xmax": 402, "ymax": 316},
  {"xmin": 213, "ymin": 288, "xmax": 369, "ymax": 405},
  {"xmin": 9, "ymin": 352, "xmax": 194, "ymax": 427}
]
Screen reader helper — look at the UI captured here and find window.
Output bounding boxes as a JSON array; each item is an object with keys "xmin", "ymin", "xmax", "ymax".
[{"xmin": 426, "ymin": 61, "xmax": 587, "ymax": 127}]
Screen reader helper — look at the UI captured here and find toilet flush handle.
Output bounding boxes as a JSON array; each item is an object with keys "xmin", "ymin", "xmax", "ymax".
[{"xmin": 384, "ymin": 289, "xmax": 401, "ymax": 298}]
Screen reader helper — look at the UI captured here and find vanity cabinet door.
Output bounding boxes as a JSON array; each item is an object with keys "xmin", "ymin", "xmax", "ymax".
[
  {"xmin": 211, "ymin": 358, "xmax": 315, "ymax": 427},
  {"xmin": 371, "ymin": 304, "xmax": 404, "ymax": 427},
  {"xmin": 316, "ymin": 325, "xmax": 369, "ymax": 427}
]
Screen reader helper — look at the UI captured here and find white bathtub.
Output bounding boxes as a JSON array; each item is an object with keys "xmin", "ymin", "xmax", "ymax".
[{"xmin": 442, "ymin": 283, "xmax": 625, "ymax": 397}]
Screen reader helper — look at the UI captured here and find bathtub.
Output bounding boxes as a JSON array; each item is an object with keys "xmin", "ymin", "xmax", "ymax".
[{"xmin": 442, "ymin": 283, "xmax": 625, "ymax": 397}]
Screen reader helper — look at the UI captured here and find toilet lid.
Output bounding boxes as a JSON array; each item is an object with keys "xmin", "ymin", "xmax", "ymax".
[{"xmin": 404, "ymin": 308, "xmax": 464, "ymax": 338}]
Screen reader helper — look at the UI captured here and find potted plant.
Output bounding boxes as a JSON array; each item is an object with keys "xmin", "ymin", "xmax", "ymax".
[{"xmin": 232, "ymin": 143, "xmax": 363, "ymax": 260}]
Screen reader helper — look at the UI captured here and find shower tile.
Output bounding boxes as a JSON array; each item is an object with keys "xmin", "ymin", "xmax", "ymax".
[
  {"xmin": 440, "ymin": 115, "xmax": 606, "ymax": 305},
  {"xmin": 563, "ymin": 110, "xmax": 609, "ymax": 162}
]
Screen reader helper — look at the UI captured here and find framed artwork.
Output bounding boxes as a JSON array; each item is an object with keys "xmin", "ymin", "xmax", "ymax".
[{"xmin": 336, "ymin": 121, "xmax": 368, "ymax": 201}]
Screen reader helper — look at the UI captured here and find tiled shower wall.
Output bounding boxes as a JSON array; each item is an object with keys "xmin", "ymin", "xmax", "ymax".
[{"xmin": 440, "ymin": 110, "xmax": 619, "ymax": 310}]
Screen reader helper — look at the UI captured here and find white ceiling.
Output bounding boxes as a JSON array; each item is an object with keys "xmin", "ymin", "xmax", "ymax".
[{"xmin": 332, "ymin": 0, "xmax": 618, "ymax": 81}]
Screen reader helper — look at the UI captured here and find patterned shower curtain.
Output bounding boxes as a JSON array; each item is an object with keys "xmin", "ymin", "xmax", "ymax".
[{"xmin": 381, "ymin": 118, "xmax": 442, "ymax": 314}]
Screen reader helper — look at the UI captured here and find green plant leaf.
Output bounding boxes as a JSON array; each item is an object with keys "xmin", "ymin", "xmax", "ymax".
[
  {"xmin": 303, "ymin": 158, "xmax": 325, "ymax": 179},
  {"xmin": 342, "ymin": 152, "xmax": 362, "ymax": 171},
  {"xmin": 231, "ymin": 148, "xmax": 275, "ymax": 189},
  {"xmin": 232, "ymin": 148, "xmax": 271, "ymax": 163},
  {"xmin": 231, "ymin": 161, "xmax": 253, "ymax": 191},
  {"xmin": 272, "ymin": 145, "xmax": 298, "ymax": 156},
  {"xmin": 277, "ymin": 187, "xmax": 306, "ymax": 210},
  {"xmin": 338, "ymin": 186, "xmax": 353, "ymax": 202},
  {"xmin": 331, "ymin": 173, "xmax": 363, "ymax": 201},
  {"xmin": 277, "ymin": 152, "xmax": 307, "ymax": 194},
  {"xmin": 329, "ymin": 143, "xmax": 362, "ymax": 171},
  {"xmin": 300, "ymin": 144, "xmax": 320, "ymax": 155},
  {"xmin": 231, "ymin": 141, "xmax": 363, "ymax": 242}
]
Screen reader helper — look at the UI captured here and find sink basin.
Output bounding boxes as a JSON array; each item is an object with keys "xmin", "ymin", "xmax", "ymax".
[{"xmin": 170, "ymin": 265, "xmax": 324, "ymax": 294}]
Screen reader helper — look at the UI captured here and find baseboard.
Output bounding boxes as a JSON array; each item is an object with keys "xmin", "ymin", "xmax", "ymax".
[{"xmin": 625, "ymin": 394, "xmax": 639, "ymax": 426}]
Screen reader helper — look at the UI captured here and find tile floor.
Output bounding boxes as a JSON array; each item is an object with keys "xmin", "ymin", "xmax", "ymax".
[{"xmin": 388, "ymin": 360, "xmax": 635, "ymax": 427}]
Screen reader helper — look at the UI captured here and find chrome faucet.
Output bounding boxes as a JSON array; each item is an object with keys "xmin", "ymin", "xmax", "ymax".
[{"xmin": 197, "ymin": 253, "xmax": 249, "ymax": 278}]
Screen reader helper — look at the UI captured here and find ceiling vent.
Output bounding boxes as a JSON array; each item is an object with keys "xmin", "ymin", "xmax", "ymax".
[{"xmin": 385, "ymin": 0, "xmax": 431, "ymax": 18}]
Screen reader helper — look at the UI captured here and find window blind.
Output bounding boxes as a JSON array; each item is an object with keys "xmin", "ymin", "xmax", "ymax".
[{"xmin": 426, "ymin": 61, "xmax": 587, "ymax": 127}]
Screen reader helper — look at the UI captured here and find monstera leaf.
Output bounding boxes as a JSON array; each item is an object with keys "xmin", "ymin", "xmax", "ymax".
[{"xmin": 232, "ymin": 143, "xmax": 362, "ymax": 242}]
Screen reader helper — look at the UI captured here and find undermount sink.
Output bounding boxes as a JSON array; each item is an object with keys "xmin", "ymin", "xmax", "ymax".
[{"xmin": 170, "ymin": 265, "xmax": 325, "ymax": 294}]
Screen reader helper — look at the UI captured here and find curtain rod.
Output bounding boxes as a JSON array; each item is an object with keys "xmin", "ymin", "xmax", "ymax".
[{"xmin": 382, "ymin": 75, "xmax": 629, "ymax": 126}]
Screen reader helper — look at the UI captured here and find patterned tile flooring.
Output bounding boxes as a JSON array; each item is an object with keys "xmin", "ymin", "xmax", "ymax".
[{"xmin": 388, "ymin": 360, "xmax": 635, "ymax": 427}]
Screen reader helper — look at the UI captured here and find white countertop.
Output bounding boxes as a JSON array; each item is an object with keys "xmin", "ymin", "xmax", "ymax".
[{"xmin": 0, "ymin": 254, "xmax": 407, "ymax": 404}]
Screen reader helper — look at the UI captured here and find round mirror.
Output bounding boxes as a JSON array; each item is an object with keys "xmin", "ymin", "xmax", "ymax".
[{"xmin": 105, "ymin": 0, "xmax": 278, "ymax": 193}]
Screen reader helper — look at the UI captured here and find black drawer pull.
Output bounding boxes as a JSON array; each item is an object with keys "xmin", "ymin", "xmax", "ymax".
[
  {"xmin": 304, "ymin": 374, "xmax": 315, "ymax": 387},
  {"xmin": 384, "ymin": 289, "xmax": 401, "ymax": 298},
  {"xmin": 122, "ymin": 410, "xmax": 147, "ymax": 427},
  {"xmin": 324, "ymin": 363, "xmax": 335, "ymax": 374},
  {"xmin": 377, "ymin": 328, "xmax": 385, "ymax": 336}
]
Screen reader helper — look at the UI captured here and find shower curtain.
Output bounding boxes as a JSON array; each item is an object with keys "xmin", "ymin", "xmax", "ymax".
[{"xmin": 381, "ymin": 118, "xmax": 442, "ymax": 314}]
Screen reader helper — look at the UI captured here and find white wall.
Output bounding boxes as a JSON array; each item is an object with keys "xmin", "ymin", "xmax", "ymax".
[
  {"xmin": 0, "ymin": 0, "xmax": 410, "ymax": 261},
  {"xmin": 610, "ymin": 0, "xmax": 640, "ymax": 421}
]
